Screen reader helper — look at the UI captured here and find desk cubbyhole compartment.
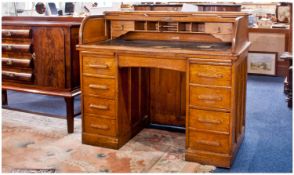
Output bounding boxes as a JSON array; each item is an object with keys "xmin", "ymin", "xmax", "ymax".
[
  {"xmin": 135, "ymin": 21, "xmax": 146, "ymax": 30},
  {"xmin": 147, "ymin": 21, "xmax": 158, "ymax": 31},
  {"xmin": 159, "ymin": 22, "xmax": 178, "ymax": 32},
  {"xmin": 178, "ymin": 22, "xmax": 192, "ymax": 32},
  {"xmin": 192, "ymin": 22, "xmax": 205, "ymax": 32}
]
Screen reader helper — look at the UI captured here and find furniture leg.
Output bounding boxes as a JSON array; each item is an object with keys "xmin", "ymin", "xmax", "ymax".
[
  {"xmin": 2, "ymin": 90, "xmax": 8, "ymax": 105},
  {"xmin": 64, "ymin": 96, "xmax": 74, "ymax": 133}
]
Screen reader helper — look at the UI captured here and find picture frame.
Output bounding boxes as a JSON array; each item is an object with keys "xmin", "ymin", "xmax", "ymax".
[
  {"xmin": 247, "ymin": 52, "xmax": 277, "ymax": 76},
  {"xmin": 276, "ymin": 5, "xmax": 291, "ymax": 23}
]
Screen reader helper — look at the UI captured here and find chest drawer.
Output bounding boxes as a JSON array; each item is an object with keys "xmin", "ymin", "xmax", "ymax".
[
  {"xmin": 83, "ymin": 96, "xmax": 116, "ymax": 118},
  {"xmin": 189, "ymin": 109, "xmax": 230, "ymax": 133},
  {"xmin": 82, "ymin": 56, "xmax": 116, "ymax": 76},
  {"xmin": 2, "ymin": 43, "xmax": 33, "ymax": 53},
  {"xmin": 190, "ymin": 64, "xmax": 231, "ymax": 86},
  {"xmin": 2, "ymin": 29, "xmax": 32, "ymax": 38},
  {"xmin": 2, "ymin": 69, "xmax": 33, "ymax": 82},
  {"xmin": 111, "ymin": 21, "xmax": 134, "ymax": 38},
  {"xmin": 188, "ymin": 131, "xmax": 230, "ymax": 154},
  {"xmin": 82, "ymin": 76, "xmax": 115, "ymax": 99},
  {"xmin": 83, "ymin": 114, "xmax": 117, "ymax": 137},
  {"xmin": 190, "ymin": 86, "xmax": 231, "ymax": 110},
  {"xmin": 2, "ymin": 57, "xmax": 32, "ymax": 68}
]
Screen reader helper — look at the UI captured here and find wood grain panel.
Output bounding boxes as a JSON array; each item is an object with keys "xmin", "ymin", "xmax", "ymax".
[{"xmin": 33, "ymin": 27, "xmax": 65, "ymax": 88}]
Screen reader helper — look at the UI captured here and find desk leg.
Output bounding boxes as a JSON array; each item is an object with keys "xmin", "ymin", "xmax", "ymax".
[
  {"xmin": 64, "ymin": 97, "xmax": 74, "ymax": 133},
  {"xmin": 2, "ymin": 90, "xmax": 8, "ymax": 106}
]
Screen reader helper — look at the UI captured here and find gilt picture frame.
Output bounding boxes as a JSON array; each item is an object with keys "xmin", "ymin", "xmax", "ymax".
[{"xmin": 247, "ymin": 52, "xmax": 277, "ymax": 76}]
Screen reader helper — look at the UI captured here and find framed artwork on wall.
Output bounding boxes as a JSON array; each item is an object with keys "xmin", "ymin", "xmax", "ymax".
[
  {"xmin": 276, "ymin": 5, "xmax": 291, "ymax": 23},
  {"xmin": 247, "ymin": 52, "xmax": 277, "ymax": 75}
]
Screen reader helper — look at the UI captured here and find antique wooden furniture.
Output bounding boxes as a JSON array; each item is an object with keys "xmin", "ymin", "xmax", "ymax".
[
  {"xmin": 77, "ymin": 11, "xmax": 250, "ymax": 168},
  {"xmin": 2, "ymin": 16, "xmax": 83, "ymax": 133},
  {"xmin": 133, "ymin": 3, "xmax": 242, "ymax": 127},
  {"xmin": 281, "ymin": 52, "xmax": 292, "ymax": 107},
  {"xmin": 133, "ymin": 3, "xmax": 241, "ymax": 12}
]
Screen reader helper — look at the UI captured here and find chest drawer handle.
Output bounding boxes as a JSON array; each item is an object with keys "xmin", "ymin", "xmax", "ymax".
[
  {"xmin": 89, "ymin": 104, "xmax": 109, "ymax": 110},
  {"xmin": 6, "ymin": 60, "xmax": 13, "ymax": 65},
  {"xmin": 6, "ymin": 31, "xmax": 12, "ymax": 36},
  {"xmin": 89, "ymin": 84, "xmax": 108, "ymax": 90},
  {"xmin": 88, "ymin": 64, "xmax": 109, "ymax": 69},
  {"xmin": 197, "ymin": 118, "xmax": 221, "ymax": 124},
  {"xmin": 197, "ymin": 95, "xmax": 222, "ymax": 101},
  {"xmin": 90, "ymin": 124, "xmax": 109, "ymax": 130},
  {"xmin": 196, "ymin": 140, "xmax": 220, "ymax": 147},
  {"xmin": 4, "ymin": 72, "xmax": 15, "ymax": 78},
  {"xmin": 6, "ymin": 45, "xmax": 12, "ymax": 51},
  {"xmin": 196, "ymin": 73, "xmax": 223, "ymax": 79}
]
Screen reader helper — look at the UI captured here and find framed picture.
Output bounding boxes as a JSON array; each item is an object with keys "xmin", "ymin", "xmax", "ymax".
[
  {"xmin": 247, "ymin": 52, "xmax": 277, "ymax": 76},
  {"xmin": 276, "ymin": 5, "xmax": 291, "ymax": 23}
]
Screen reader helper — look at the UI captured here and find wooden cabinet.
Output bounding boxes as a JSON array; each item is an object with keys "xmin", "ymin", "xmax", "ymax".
[
  {"xmin": 77, "ymin": 12, "xmax": 249, "ymax": 168},
  {"xmin": 2, "ymin": 16, "xmax": 83, "ymax": 133}
]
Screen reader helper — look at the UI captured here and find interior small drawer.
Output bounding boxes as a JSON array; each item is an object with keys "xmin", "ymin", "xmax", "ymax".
[
  {"xmin": 190, "ymin": 64, "xmax": 231, "ymax": 86},
  {"xmin": 190, "ymin": 85, "xmax": 231, "ymax": 110},
  {"xmin": 188, "ymin": 130, "xmax": 230, "ymax": 154},
  {"xmin": 2, "ymin": 43, "xmax": 33, "ymax": 53},
  {"xmin": 82, "ymin": 55, "xmax": 115, "ymax": 76},
  {"xmin": 82, "ymin": 76, "xmax": 115, "ymax": 99},
  {"xmin": 205, "ymin": 23, "xmax": 233, "ymax": 34},
  {"xmin": 83, "ymin": 114, "xmax": 117, "ymax": 137},
  {"xmin": 2, "ymin": 57, "xmax": 32, "ymax": 68},
  {"xmin": 189, "ymin": 108, "xmax": 230, "ymax": 133},
  {"xmin": 2, "ymin": 69, "xmax": 33, "ymax": 82},
  {"xmin": 83, "ymin": 96, "xmax": 116, "ymax": 118},
  {"xmin": 2, "ymin": 29, "xmax": 32, "ymax": 38}
]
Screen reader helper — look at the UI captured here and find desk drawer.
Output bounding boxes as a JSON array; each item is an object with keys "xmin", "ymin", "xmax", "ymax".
[
  {"xmin": 84, "ymin": 114, "xmax": 117, "ymax": 137},
  {"xmin": 2, "ymin": 43, "xmax": 33, "ymax": 53},
  {"xmin": 190, "ymin": 86, "xmax": 231, "ymax": 110},
  {"xmin": 2, "ymin": 57, "xmax": 32, "ymax": 68},
  {"xmin": 83, "ymin": 56, "xmax": 115, "ymax": 76},
  {"xmin": 2, "ymin": 69, "xmax": 33, "ymax": 82},
  {"xmin": 2, "ymin": 29, "xmax": 32, "ymax": 38},
  {"xmin": 82, "ymin": 76, "xmax": 115, "ymax": 99},
  {"xmin": 83, "ymin": 96, "xmax": 116, "ymax": 118},
  {"xmin": 188, "ymin": 131, "xmax": 230, "ymax": 154},
  {"xmin": 190, "ymin": 64, "xmax": 231, "ymax": 86},
  {"xmin": 189, "ymin": 108, "xmax": 230, "ymax": 133}
]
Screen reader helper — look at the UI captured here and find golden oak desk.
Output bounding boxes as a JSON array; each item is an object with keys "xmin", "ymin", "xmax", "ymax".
[{"xmin": 77, "ymin": 12, "xmax": 250, "ymax": 168}]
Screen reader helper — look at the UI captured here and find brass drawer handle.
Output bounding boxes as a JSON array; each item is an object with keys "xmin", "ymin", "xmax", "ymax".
[
  {"xmin": 6, "ymin": 31, "xmax": 12, "ymax": 36},
  {"xmin": 4, "ymin": 72, "xmax": 15, "ymax": 78},
  {"xmin": 196, "ymin": 140, "xmax": 220, "ymax": 147},
  {"xmin": 197, "ymin": 95, "xmax": 222, "ymax": 101},
  {"xmin": 197, "ymin": 118, "xmax": 221, "ymax": 124},
  {"xmin": 89, "ymin": 84, "xmax": 108, "ymax": 90},
  {"xmin": 196, "ymin": 73, "xmax": 223, "ymax": 79},
  {"xmin": 90, "ymin": 124, "xmax": 109, "ymax": 130},
  {"xmin": 6, "ymin": 60, "xmax": 13, "ymax": 65},
  {"xmin": 89, "ymin": 104, "xmax": 109, "ymax": 110},
  {"xmin": 32, "ymin": 52, "xmax": 36, "ymax": 60},
  {"xmin": 6, "ymin": 45, "xmax": 12, "ymax": 50},
  {"xmin": 88, "ymin": 64, "xmax": 109, "ymax": 69}
]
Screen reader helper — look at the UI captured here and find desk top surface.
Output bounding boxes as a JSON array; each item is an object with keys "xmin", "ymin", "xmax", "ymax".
[{"xmin": 98, "ymin": 39, "xmax": 231, "ymax": 51}]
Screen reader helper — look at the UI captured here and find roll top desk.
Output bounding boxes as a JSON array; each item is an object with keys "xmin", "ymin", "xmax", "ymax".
[{"xmin": 77, "ymin": 12, "xmax": 250, "ymax": 168}]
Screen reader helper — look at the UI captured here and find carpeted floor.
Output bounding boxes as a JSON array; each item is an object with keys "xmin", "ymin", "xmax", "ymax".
[
  {"xmin": 2, "ymin": 75, "xmax": 293, "ymax": 172},
  {"xmin": 2, "ymin": 109, "xmax": 215, "ymax": 173}
]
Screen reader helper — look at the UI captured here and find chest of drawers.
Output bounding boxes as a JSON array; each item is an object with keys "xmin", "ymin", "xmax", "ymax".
[{"xmin": 2, "ymin": 16, "xmax": 83, "ymax": 133}]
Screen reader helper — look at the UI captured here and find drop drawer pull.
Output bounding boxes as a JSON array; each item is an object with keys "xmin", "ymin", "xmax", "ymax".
[
  {"xmin": 89, "ymin": 104, "xmax": 109, "ymax": 110},
  {"xmin": 90, "ymin": 124, "xmax": 109, "ymax": 130},
  {"xmin": 6, "ymin": 31, "xmax": 12, "ymax": 36},
  {"xmin": 88, "ymin": 64, "xmax": 109, "ymax": 69},
  {"xmin": 196, "ymin": 73, "xmax": 223, "ymax": 79},
  {"xmin": 5, "ymin": 73, "xmax": 15, "ymax": 78},
  {"xmin": 89, "ymin": 84, "xmax": 108, "ymax": 90},
  {"xmin": 197, "ymin": 118, "xmax": 221, "ymax": 124},
  {"xmin": 196, "ymin": 140, "xmax": 220, "ymax": 147},
  {"xmin": 197, "ymin": 95, "xmax": 222, "ymax": 101},
  {"xmin": 6, "ymin": 60, "xmax": 13, "ymax": 65}
]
